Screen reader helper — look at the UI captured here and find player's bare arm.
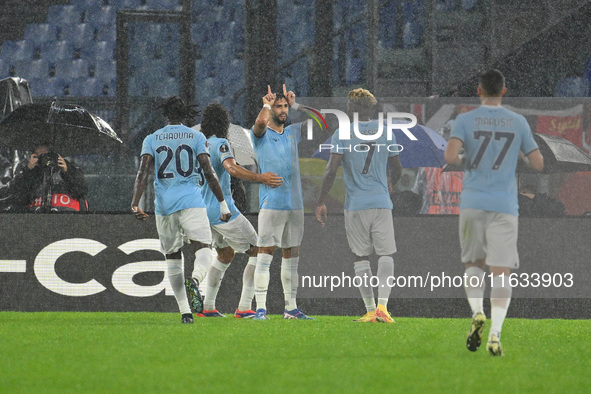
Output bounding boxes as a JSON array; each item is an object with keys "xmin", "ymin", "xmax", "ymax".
[
  {"xmin": 444, "ymin": 137, "xmax": 465, "ymax": 166},
  {"xmin": 222, "ymin": 157, "xmax": 283, "ymax": 188},
  {"xmin": 315, "ymin": 153, "xmax": 343, "ymax": 227},
  {"xmin": 521, "ymin": 149, "xmax": 544, "ymax": 172},
  {"xmin": 198, "ymin": 153, "xmax": 232, "ymax": 222},
  {"xmin": 253, "ymin": 85, "xmax": 276, "ymax": 138},
  {"xmin": 131, "ymin": 154, "xmax": 153, "ymax": 220},
  {"xmin": 282, "ymin": 83, "xmax": 324, "ymax": 135},
  {"xmin": 387, "ymin": 155, "xmax": 402, "ymax": 190}
]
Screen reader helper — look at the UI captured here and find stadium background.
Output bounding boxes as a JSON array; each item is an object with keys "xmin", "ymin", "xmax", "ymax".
[
  {"xmin": 1, "ymin": 0, "xmax": 590, "ymax": 317},
  {"xmin": 2, "ymin": 0, "xmax": 591, "ymax": 212}
]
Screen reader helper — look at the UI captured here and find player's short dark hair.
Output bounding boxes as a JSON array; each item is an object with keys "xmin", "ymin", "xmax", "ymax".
[
  {"xmin": 479, "ymin": 69, "xmax": 505, "ymax": 96},
  {"xmin": 157, "ymin": 96, "xmax": 199, "ymax": 124},
  {"xmin": 274, "ymin": 92, "xmax": 287, "ymax": 102},
  {"xmin": 201, "ymin": 103, "xmax": 230, "ymax": 139}
]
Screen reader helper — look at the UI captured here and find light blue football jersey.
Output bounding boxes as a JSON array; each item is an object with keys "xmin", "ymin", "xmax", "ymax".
[
  {"xmin": 251, "ymin": 123, "xmax": 303, "ymax": 210},
  {"xmin": 450, "ymin": 105, "xmax": 539, "ymax": 216},
  {"xmin": 141, "ymin": 124, "xmax": 208, "ymax": 216},
  {"xmin": 331, "ymin": 119, "xmax": 399, "ymax": 211},
  {"xmin": 200, "ymin": 136, "xmax": 240, "ymax": 225}
]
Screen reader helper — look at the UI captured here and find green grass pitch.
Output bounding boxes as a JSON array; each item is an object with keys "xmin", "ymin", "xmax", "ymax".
[{"xmin": 1, "ymin": 312, "xmax": 589, "ymax": 392}]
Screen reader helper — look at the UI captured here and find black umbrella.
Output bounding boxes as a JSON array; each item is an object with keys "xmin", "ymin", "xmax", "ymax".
[
  {"xmin": 444, "ymin": 133, "xmax": 591, "ymax": 174},
  {"xmin": 520, "ymin": 133, "xmax": 591, "ymax": 174},
  {"xmin": 0, "ymin": 101, "xmax": 122, "ymax": 156}
]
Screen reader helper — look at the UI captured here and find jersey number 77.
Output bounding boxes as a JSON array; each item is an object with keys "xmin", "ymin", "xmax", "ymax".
[{"xmin": 471, "ymin": 130, "xmax": 515, "ymax": 170}]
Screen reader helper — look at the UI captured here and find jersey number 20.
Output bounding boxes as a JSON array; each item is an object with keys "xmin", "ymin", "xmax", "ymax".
[{"xmin": 156, "ymin": 145, "xmax": 204, "ymax": 185}]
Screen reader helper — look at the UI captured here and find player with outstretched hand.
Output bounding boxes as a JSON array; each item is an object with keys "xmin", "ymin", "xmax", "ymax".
[
  {"xmin": 196, "ymin": 103, "xmax": 283, "ymax": 318},
  {"xmin": 131, "ymin": 96, "xmax": 231, "ymax": 324},
  {"xmin": 315, "ymin": 88, "xmax": 402, "ymax": 323},
  {"xmin": 444, "ymin": 69, "xmax": 544, "ymax": 355},
  {"xmin": 250, "ymin": 84, "xmax": 316, "ymax": 320}
]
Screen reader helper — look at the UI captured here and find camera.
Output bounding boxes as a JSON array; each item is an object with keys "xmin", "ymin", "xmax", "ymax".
[{"xmin": 37, "ymin": 152, "xmax": 60, "ymax": 168}]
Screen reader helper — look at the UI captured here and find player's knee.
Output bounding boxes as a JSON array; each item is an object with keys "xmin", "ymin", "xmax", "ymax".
[
  {"xmin": 489, "ymin": 266, "xmax": 510, "ymax": 277},
  {"xmin": 259, "ymin": 246, "xmax": 274, "ymax": 255},
  {"xmin": 166, "ymin": 250, "xmax": 182, "ymax": 260},
  {"xmin": 188, "ymin": 239, "xmax": 211, "ymax": 252},
  {"xmin": 283, "ymin": 246, "xmax": 299, "ymax": 259},
  {"xmin": 246, "ymin": 245, "xmax": 258, "ymax": 257},
  {"xmin": 216, "ymin": 247, "xmax": 235, "ymax": 263}
]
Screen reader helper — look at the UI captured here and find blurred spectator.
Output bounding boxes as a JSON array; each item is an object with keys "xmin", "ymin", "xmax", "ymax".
[
  {"xmin": 412, "ymin": 167, "xmax": 463, "ymax": 214},
  {"xmin": 518, "ymin": 181, "xmax": 565, "ymax": 218},
  {"xmin": 7, "ymin": 144, "xmax": 88, "ymax": 212},
  {"xmin": 412, "ymin": 120, "xmax": 463, "ymax": 214}
]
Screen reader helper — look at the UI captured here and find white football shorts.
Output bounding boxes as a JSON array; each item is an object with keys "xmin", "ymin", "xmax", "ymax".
[
  {"xmin": 344, "ymin": 208, "xmax": 397, "ymax": 257},
  {"xmin": 155, "ymin": 207, "xmax": 212, "ymax": 255},
  {"xmin": 211, "ymin": 213, "xmax": 258, "ymax": 253},
  {"xmin": 257, "ymin": 209, "xmax": 304, "ymax": 248},
  {"xmin": 459, "ymin": 208, "xmax": 519, "ymax": 269}
]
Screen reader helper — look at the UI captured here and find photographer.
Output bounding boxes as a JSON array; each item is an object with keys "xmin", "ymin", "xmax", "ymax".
[{"xmin": 7, "ymin": 144, "xmax": 88, "ymax": 212}]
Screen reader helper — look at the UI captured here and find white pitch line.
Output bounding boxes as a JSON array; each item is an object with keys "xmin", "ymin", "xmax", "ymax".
[{"xmin": 0, "ymin": 260, "xmax": 27, "ymax": 272}]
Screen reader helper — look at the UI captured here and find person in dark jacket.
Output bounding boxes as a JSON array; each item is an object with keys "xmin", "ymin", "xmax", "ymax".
[{"xmin": 8, "ymin": 144, "xmax": 88, "ymax": 212}]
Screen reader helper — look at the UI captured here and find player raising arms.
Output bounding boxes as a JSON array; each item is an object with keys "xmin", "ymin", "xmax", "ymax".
[
  {"xmin": 444, "ymin": 69, "xmax": 543, "ymax": 355},
  {"xmin": 131, "ymin": 96, "xmax": 231, "ymax": 324},
  {"xmin": 250, "ymin": 85, "xmax": 315, "ymax": 320},
  {"xmin": 315, "ymin": 88, "xmax": 402, "ymax": 323},
  {"xmin": 197, "ymin": 103, "xmax": 283, "ymax": 318}
]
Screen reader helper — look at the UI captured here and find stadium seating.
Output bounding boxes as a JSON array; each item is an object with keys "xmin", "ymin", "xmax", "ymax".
[
  {"xmin": 108, "ymin": 0, "xmax": 145, "ymax": 9},
  {"xmin": 584, "ymin": 58, "xmax": 591, "ymax": 88},
  {"xmin": 94, "ymin": 58, "xmax": 117, "ymax": 82},
  {"xmin": 379, "ymin": 1, "xmax": 397, "ymax": 49},
  {"xmin": 0, "ymin": 58, "xmax": 8, "ymax": 79},
  {"xmin": 436, "ymin": 0, "xmax": 456, "ymax": 11},
  {"xmin": 47, "ymin": 5, "xmax": 84, "ymax": 26},
  {"xmin": 61, "ymin": 24, "xmax": 97, "ymax": 49},
  {"xmin": 140, "ymin": 0, "xmax": 182, "ymax": 11},
  {"xmin": 11, "ymin": 40, "xmax": 34, "ymax": 62},
  {"xmin": 37, "ymin": 76, "xmax": 67, "ymax": 97},
  {"xmin": 17, "ymin": 58, "xmax": 50, "ymax": 80},
  {"xmin": 554, "ymin": 77, "xmax": 590, "ymax": 97},
  {"xmin": 57, "ymin": 58, "xmax": 91, "ymax": 79},
  {"xmin": 43, "ymin": 40, "xmax": 75, "ymax": 62},
  {"xmin": 84, "ymin": 6, "xmax": 117, "ymax": 29},
  {"xmin": 462, "ymin": 0, "xmax": 478, "ymax": 11},
  {"xmin": 24, "ymin": 24, "xmax": 56, "ymax": 47},
  {"xmin": 402, "ymin": 0, "xmax": 424, "ymax": 49}
]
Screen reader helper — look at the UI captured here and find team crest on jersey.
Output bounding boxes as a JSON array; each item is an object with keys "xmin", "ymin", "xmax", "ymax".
[{"xmin": 220, "ymin": 144, "xmax": 229, "ymax": 153}]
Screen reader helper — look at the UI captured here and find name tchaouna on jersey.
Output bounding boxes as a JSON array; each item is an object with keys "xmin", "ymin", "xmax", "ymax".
[{"xmin": 155, "ymin": 131, "xmax": 195, "ymax": 141}]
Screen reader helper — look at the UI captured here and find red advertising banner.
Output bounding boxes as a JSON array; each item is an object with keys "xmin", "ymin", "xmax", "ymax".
[{"xmin": 536, "ymin": 114, "xmax": 583, "ymax": 147}]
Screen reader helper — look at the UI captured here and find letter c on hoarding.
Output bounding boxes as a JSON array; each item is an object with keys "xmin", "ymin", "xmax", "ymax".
[
  {"xmin": 115, "ymin": 239, "xmax": 172, "ymax": 297},
  {"xmin": 34, "ymin": 239, "xmax": 107, "ymax": 296}
]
